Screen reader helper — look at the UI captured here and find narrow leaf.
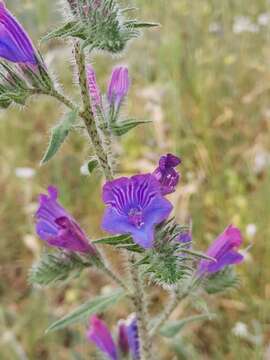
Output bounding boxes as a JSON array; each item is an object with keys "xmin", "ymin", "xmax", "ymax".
[
  {"xmin": 160, "ymin": 314, "xmax": 216, "ymax": 338},
  {"xmin": 130, "ymin": 21, "xmax": 160, "ymax": 28},
  {"xmin": 93, "ymin": 234, "xmax": 132, "ymax": 246},
  {"xmin": 111, "ymin": 120, "xmax": 151, "ymax": 136},
  {"xmin": 41, "ymin": 109, "xmax": 78, "ymax": 164},
  {"xmin": 180, "ymin": 249, "xmax": 216, "ymax": 262},
  {"xmin": 46, "ymin": 290, "xmax": 124, "ymax": 333},
  {"xmin": 42, "ymin": 21, "xmax": 86, "ymax": 42}
]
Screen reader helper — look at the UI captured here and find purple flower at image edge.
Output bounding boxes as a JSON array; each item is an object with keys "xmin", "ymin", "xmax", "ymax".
[
  {"xmin": 87, "ymin": 316, "xmax": 119, "ymax": 360},
  {"xmin": 0, "ymin": 1, "xmax": 38, "ymax": 65},
  {"xmin": 35, "ymin": 186, "xmax": 96, "ymax": 254},
  {"xmin": 198, "ymin": 225, "xmax": 244, "ymax": 275},
  {"xmin": 107, "ymin": 66, "xmax": 130, "ymax": 110},
  {"xmin": 153, "ymin": 153, "xmax": 181, "ymax": 195},
  {"xmin": 102, "ymin": 174, "xmax": 173, "ymax": 249}
]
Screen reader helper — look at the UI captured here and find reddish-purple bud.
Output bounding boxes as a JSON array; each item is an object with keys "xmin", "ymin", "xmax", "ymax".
[{"xmin": 107, "ymin": 66, "xmax": 130, "ymax": 110}]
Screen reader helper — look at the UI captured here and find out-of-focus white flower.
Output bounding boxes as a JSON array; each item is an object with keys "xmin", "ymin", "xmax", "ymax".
[
  {"xmin": 232, "ymin": 322, "xmax": 249, "ymax": 337},
  {"xmin": 80, "ymin": 163, "xmax": 89, "ymax": 176},
  {"xmin": 258, "ymin": 12, "xmax": 270, "ymax": 26},
  {"xmin": 208, "ymin": 22, "xmax": 222, "ymax": 34},
  {"xmin": 15, "ymin": 167, "xmax": 36, "ymax": 179},
  {"xmin": 254, "ymin": 150, "xmax": 270, "ymax": 174},
  {"xmin": 246, "ymin": 224, "xmax": 257, "ymax": 239},
  {"xmin": 233, "ymin": 16, "xmax": 259, "ymax": 33}
]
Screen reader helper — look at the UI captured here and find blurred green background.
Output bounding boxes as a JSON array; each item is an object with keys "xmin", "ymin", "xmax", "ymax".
[{"xmin": 1, "ymin": 0, "xmax": 270, "ymax": 359}]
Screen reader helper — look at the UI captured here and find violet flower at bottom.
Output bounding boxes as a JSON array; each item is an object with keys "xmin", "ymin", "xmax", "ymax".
[
  {"xmin": 120, "ymin": 314, "xmax": 140, "ymax": 360},
  {"xmin": 35, "ymin": 186, "xmax": 96, "ymax": 255},
  {"xmin": 87, "ymin": 316, "xmax": 118, "ymax": 360},
  {"xmin": 198, "ymin": 224, "xmax": 244, "ymax": 275},
  {"xmin": 102, "ymin": 174, "xmax": 173, "ymax": 249}
]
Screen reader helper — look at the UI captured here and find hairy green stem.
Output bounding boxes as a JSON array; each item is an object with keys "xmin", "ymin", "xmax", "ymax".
[
  {"xmin": 150, "ymin": 289, "xmax": 189, "ymax": 337},
  {"xmin": 128, "ymin": 254, "xmax": 153, "ymax": 360},
  {"xmin": 100, "ymin": 260, "xmax": 130, "ymax": 293},
  {"xmin": 150, "ymin": 290, "xmax": 179, "ymax": 337},
  {"xmin": 73, "ymin": 41, "xmax": 114, "ymax": 180}
]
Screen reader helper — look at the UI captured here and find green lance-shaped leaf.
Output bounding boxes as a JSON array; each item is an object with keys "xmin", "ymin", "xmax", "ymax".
[
  {"xmin": 42, "ymin": 21, "xmax": 87, "ymax": 42},
  {"xmin": 41, "ymin": 109, "xmax": 78, "ymax": 165},
  {"xmin": 111, "ymin": 120, "xmax": 151, "ymax": 136},
  {"xmin": 46, "ymin": 289, "xmax": 125, "ymax": 333},
  {"xmin": 180, "ymin": 248, "xmax": 216, "ymax": 262},
  {"xmin": 160, "ymin": 313, "xmax": 216, "ymax": 338},
  {"xmin": 93, "ymin": 234, "xmax": 132, "ymax": 246},
  {"xmin": 125, "ymin": 21, "xmax": 160, "ymax": 29},
  {"xmin": 93, "ymin": 234, "xmax": 142, "ymax": 253}
]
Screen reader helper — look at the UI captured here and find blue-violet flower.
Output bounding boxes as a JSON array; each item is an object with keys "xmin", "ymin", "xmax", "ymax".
[
  {"xmin": 0, "ymin": 2, "xmax": 38, "ymax": 65},
  {"xmin": 198, "ymin": 224, "xmax": 244, "ymax": 274},
  {"xmin": 118, "ymin": 314, "xmax": 140, "ymax": 360},
  {"xmin": 35, "ymin": 186, "xmax": 96, "ymax": 254},
  {"xmin": 102, "ymin": 174, "xmax": 173, "ymax": 249}
]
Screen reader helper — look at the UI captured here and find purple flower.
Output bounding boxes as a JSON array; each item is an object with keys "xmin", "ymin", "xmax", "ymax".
[
  {"xmin": 87, "ymin": 64, "xmax": 102, "ymax": 110},
  {"xmin": 107, "ymin": 66, "xmax": 130, "ymax": 110},
  {"xmin": 87, "ymin": 316, "xmax": 118, "ymax": 360},
  {"xmin": 153, "ymin": 154, "xmax": 181, "ymax": 195},
  {"xmin": 121, "ymin": 315, "xmax": 140, "ymax": 360},
  {"xmin": 102, "ymin": 174, "xmax": 173, "ymax": 249},
  {"xmin": 117, "ymin": 322, "xmax": 129, "ymax": 356},
  {"xmin": 198, "ymin": 225, "xmax": 244, "ymax": 275},
  {"xmin": 0, "ymin": 2, "xmax": 38, "ymax": 65},
  {"xmin": 35, "ymin": 186, "xmax": 96, "ymax": 254}
]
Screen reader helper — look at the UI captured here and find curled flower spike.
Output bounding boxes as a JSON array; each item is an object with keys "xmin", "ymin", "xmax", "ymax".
[
  {"xmin": 35, "ymin": 186, "xmax": 96, "ymax": 254},
  {"xmin": 198, "ymin": 225, "xmax": 244, "ymax": 274},
  {"xmin": 107, "ymin": 66, "xmax": 130, "ymax": 111},
  {"xmin": 87, "ymin": 316, "xmax": 119, "ymax": 360},
  {"xmin": 0, "ymin": 2, "xmax": 38, "ymax": 65},
  {"xmin": 87, "ymin": 64, "xmax": 102, "ymax": 110},
  {"xmin": 153, "ymin": 153, "xmax": 181, "ymax": 195},
  {"xmin": 102, "ymin": 174, "xmax": 173, "ymax": 249}
]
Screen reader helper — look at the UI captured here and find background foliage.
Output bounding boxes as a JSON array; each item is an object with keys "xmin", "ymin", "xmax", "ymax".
[{"xmin": 0, "ymin": 0, "xmax": 270, "ymax": 358}]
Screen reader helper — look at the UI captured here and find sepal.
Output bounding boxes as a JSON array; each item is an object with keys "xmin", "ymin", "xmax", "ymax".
[
  {"xmin": 29, "ymin": 251, "xmax": 92, "ymax": 287},
  {"xmin": 204, "ymin": 266, "xmax": 240, "ymax": 294},
  {"xmin": 110, "ymin": 119, "xmax": 151, "ymax": 137}
]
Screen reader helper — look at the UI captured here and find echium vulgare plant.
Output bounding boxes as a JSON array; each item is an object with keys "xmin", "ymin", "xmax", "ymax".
[{"xmin": 0, "ymin": 0, "xmax": 246, "ymax": 358}]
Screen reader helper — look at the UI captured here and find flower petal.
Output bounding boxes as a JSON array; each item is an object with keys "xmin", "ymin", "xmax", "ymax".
[{"xmin": 87, "ymin": 316, "xmax": 118, "ymax": 360}]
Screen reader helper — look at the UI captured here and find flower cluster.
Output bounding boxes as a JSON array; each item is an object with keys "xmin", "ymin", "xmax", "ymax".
[
  {"xmin": 1, "ymin": 1, "xmax": 247, "ymax": 357},
  {"xmin": 87, "ymin": 314, "xmax": 139, "ymax": 360}
]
